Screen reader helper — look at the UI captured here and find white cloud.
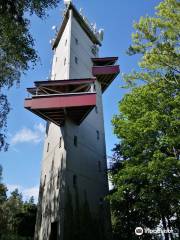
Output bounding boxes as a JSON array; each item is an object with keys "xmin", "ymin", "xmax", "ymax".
[
  {"xmin": 34, "ymin": 123, "xmax": 46, "ymax": 133},
  {"xmin": 7, "ymin": 184, "xmax": 39, "ymax": 203},
  {"xmin": 11, "ymin": 123, "xmax": 45, "ymax": 145},
  {"xmin": 23, "ymin": 186, "xmax": 39, "ymax": 202},
  {"xmin": 7, "ymin": 184, "xmax": 22, "ymax": 192}
]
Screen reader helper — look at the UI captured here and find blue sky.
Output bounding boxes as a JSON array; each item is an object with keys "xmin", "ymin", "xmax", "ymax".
[{"xmin": 0, "ymin": 0, "xmax": 161, "ymax": 201}]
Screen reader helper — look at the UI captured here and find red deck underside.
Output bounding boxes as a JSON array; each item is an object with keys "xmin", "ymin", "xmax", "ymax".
[
  {"xmin": 25, "ymin": 93, "xmax": 96, "ymax": 126},
  {"xmin": 92, "ymin": 57, "xmax": 118, "ymax": 66},
  {"xmin": 92, "ymin": 65, "xmax": 120, "ymax": 92}
]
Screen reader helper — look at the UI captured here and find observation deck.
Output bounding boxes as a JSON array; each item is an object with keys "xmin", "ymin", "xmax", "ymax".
[
  {"xmin": 92, "ymin": 57, "xmax": 120, "ymax": 92},
  {"xmin": 24, "ymin": 78, "xmax": 96, "ymax": 126},
  {"xmin": 24, "ymin": 57, "xmax": 120, "ymax": 126}
]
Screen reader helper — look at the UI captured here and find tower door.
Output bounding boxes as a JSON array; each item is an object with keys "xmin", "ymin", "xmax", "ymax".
[{"xmin": 49, "ymin": 221, "xmax": 58, "ymax": 240}]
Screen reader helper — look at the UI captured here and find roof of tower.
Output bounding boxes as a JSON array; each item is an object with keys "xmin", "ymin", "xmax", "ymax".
[{"xmin": 52, "ymin": 2, "xmax": 101, "ymax": 49}]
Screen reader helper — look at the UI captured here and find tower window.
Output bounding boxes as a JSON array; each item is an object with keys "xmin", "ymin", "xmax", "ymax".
[
  {"xmin": 57, "ymin": 171, "xmax": 60, "ymax": 189},
  {"xmin": 74, "ymin": 136, "xmax": 78, "ymax": 147},
  {"xmin": 61, "ymin": 155, "xmax": 63, "ymax": 169},
  {"xmin": 99, "ymin": 197, "xmax": 103, "ymax": 205},
  {"xmin": 46, "ymin": 121, "xmax": 50, "ymax": 135},
  {"xmin": 91, "ymin": 45, "xmax": 98, "ymax": 56},
  {"xmin": 75, "ymin": 38, "xmax": 78, "ymax": 45},
  {"xmin": 64, "ymin": 58, "xmax": 66, "ymax": 65},
  {"xmin": 75, "ymin": 57, "xmax": 78, "ymax": 64},
  {"xmin": 65, "ymin": 39, "xmax": 67, "ymax": 46},
  {"xmin": 59, "ymin": 137, "xmax": 62, "ymax": 148},
  {"xmin": 98, "ymin": 161, "xmax": 102, "ymax": 172},
  {"xmin": 73, "ymin": 175, "xmax": 77, "ymax": 187},
  {"xmin": 43, "ymin": 175, "xmax": 46, "ymax": 187},
  {"xmin": 95, "ymin": 106, "xmax": 98, "ymax": 114},
  {"xmin": 96, "ymin": 130, "xmax": 100, "ymax": 140},
  {"xmin": 47, "ymin": 142, "xmax": 50, "ymax": 152}
]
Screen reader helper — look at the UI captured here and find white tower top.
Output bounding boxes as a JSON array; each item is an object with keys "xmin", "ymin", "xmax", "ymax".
[
  {"xmin": 53, "ymin": 2, "xmax": 102, "ymax": 49},
  {"xmin": 64, "ymin": 0, "xmax": 72, "ymax": 6}
]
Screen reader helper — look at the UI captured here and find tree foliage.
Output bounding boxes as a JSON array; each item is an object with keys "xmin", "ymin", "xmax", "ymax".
[
  {"xmin": 109, "ymin": 0, "xmax": 180, "ymax": 239},
  {"xmin": 124, "ymin": 0, "xmax": 180, "ymax": 85},
  {"xmin": 0, "ymin": 167, "xmax": 37, "ymax": 240},
  {"xmin": 0, "ymin": 0, "xmax": 61, "ymax": 151}
]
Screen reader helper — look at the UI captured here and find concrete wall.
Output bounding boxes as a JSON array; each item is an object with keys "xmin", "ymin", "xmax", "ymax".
[{"xmin": 35, "ymin": 9, "xmax": 111, "ymax": 240}]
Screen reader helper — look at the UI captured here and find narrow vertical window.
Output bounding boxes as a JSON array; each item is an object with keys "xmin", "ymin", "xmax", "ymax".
[
  {"xmin": 73, "ymin": 175, "xmax": 77, "ymax": 187},
  {"xmin": 64, "ymin": 58, "xmax": 66, "ymax": 66},
  {"xmin": 47, "ymin": 142, "xmax": 50, "ymax": 152},
  {"xmin": 75, "ymin": 57, "xmax": 78, "ymax": 64},
  {"xmin": 95, "ymin": 106, "xmax": 98, "ymax": 114},
  {"xmin": 46, "ymin": 121, "xmax": 50, "ymax": 135},
  {"xmin": 57, "ymin": 171, "xmax": 60, "ymax": 189},
  {"xmin": 65, "ymin": 39, "xmax": 67, "ymax": 46},
  {"xmin": 96, "ymin": 130, "xmax": 100, "ymax": 140},
  {"xmin": 99, "ymin": 197, "xmax": 103, "ymax": 205},
  {"xmin": 43, "ymin": 175, "xmax": 46, "ymax": 188},
  {"xmin": 74, "ymin": 136, "xmax": 78, "ymax": 147},
  {"xmin": 61, "ymin": 155, "xmax": 63, "ymax": 169},
  {"xmin": 75, "ymin": 38, "xmax": 78, "ymax": 45},
  {"xmin": 98, "ymin": 161, "xmax": 102, "ymax": 172},
  {"xmin": 59, "ymin": 137, "xmax": 62, "ymax": 148},
  {"xmin": 94, "ymin": 84, "xmax": 96, "ymax": 91}
]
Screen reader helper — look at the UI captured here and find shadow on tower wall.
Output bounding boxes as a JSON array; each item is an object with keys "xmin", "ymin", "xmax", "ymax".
[{"xmin": 64, "ymin": 186, "xmax": 109, "ymax": 240}]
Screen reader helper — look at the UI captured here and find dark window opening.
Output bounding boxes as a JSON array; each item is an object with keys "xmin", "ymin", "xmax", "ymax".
[
  {"xmin": 65, "ymin": 39, "xmax": 67, "ymax": 46},
  {"xmin": 64, "ymin": 58, "xmax": 66, "ymax": 65},
  {"xmin": 94, "ymin": 84, "xmax": 96, "ymax": 91},
  {"xmin": 98, "ymin": 161, "xmax": 102, "ymax": 172},
  {"xmin": 91, "ymin": 45, "xmax": 98, "ymax": 56},
  {"xmin": 47, "ymin": 143, "xmax": 50, "ymax": 152},
  {"xmin": 75, "ymin": 56, "xmax": 78, "ymax": 64},
  {"xmin": 49, "ymin": 221, "xmax": 58, "ymax": 240},
  {"xmin": 96, "ymin": 130, "xmax": 100, "ymax": 140},
  {"xmin": 59, "ymin": 137, "xmax": 62, "ymax": 148},
  {"xmin": 43, "ymin": 175, "xmax": 46, "ymax": 187},
  {"xmin": 75, "ymin": 38, "xmax": 78, "ymax": 45},
  {"xmin": 99, "ymin": 197, "xmax": 103, "ymax": 205},
  {"xmin": 74, "ymin": 136, "xmax": 78, "ymax": 147},
  {"xmin": 95, "ymin": 106, "xmax": 98, "ymax": 113},
  {"xmin": 46, "ymin": 121, "xmax": 50, "ymax": 135},
  {"xmin": 73, "ymin": 175, "xmax": 77, "ymax": 187},
  {"xmin": 61, "ymin": 155, "xmax": 63, "ymax": 169},
  {"xmin": 57, "ymin": 172, "xmax": 60, "ymax": 189}
]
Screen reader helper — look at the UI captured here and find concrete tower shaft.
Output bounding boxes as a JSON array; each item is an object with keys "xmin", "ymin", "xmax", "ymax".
[{"xmin": 25, "ymin": 2, "xmax": 119, "ymax": 240}]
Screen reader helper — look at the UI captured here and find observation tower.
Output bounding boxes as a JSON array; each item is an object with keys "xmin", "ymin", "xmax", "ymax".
[{"xmin": 24, "ymin": 1, "xmax": 120, "ymax": 239}]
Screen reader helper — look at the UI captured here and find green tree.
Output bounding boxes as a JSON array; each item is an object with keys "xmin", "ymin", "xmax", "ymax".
[
  {"xmin": 124, "ymin": 0, "xmax": 180, "ymax": 85},
  {"xmin": 15, "ymin": 198, "xmax": 37, "ymax": 238},
  {"xmin": 0, "ymin": 0, "xmax": 61, "ymax": 151},
  {"xmin": 0, "ymin": 166, "xmax": 8, "ymax": 238},
  {"xmin": 0, "ymin": 188, "xmax": 37, "ymax": 240},
  {"xmin": 0, "ymin": 167, "xmax": 37, "ymax": 240},
  {"xmin": 3, "ymin": 189, "xmax": 24, "ymax": 238},
  {"xmin": 109, "ymin": 0, "xmax": 180, "ymax": 239}
]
